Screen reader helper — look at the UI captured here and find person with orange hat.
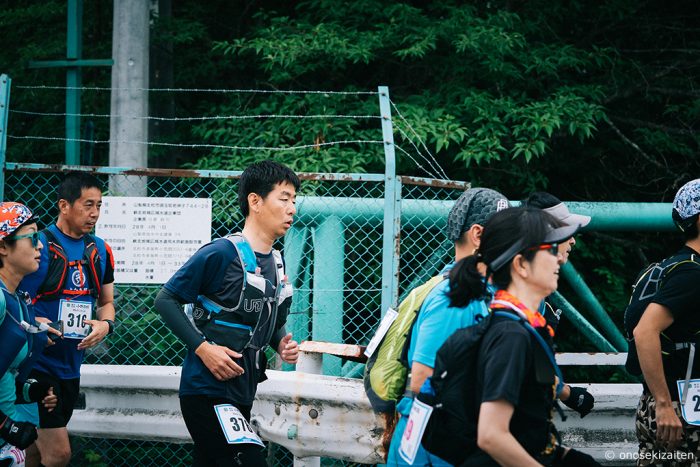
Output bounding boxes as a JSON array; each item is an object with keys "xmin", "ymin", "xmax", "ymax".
[{"xmin": 0, "ymin": 202, "xmax": 58, "ymax": 466}]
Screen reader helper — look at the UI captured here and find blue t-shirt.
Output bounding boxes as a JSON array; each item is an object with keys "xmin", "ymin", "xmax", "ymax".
[
  {"xmin": 387, "ymin": 266, "xmax": 492, "ymax": 465},
  {"xmin": 20, "ymin": 225, "xmax": 112, "ymax": 379},
  {"xmin": 397, "ymin": 265, "xmax": 491, "ymax": 417},
  {"xmin": 164, "ymin": 238, "xmax": 284, "ymax": 404}
]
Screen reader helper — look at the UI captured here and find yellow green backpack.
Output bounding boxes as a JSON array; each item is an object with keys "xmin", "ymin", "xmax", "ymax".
[{"xmin": 363, "ymin": 274, "xmax": 446, "ymax": 414}]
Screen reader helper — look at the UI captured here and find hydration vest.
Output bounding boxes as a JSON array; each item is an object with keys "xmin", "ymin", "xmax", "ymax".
[
  {"xmin": 34, "ymin": 228, "xmax": 104, "ymax": 303},
  {"xmin": 0, "ymin": 288, "xmax": 46, "ymax": 382},
  {"xmin": 191, "ymin": 234, "xmax": 293, "ymax": 353},
  {"xmin": 624, "ymin": 252, "xmax": 700, "ymax": 376}
]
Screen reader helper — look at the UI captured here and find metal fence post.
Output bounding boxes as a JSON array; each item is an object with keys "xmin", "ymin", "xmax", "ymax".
[
  {"xmin": 378, "ymin": 86, "xmax": 400, "ymax": 315},
  {"xmin": 0, "ymin": 74, "xmax": 10, "ymax": 198}
]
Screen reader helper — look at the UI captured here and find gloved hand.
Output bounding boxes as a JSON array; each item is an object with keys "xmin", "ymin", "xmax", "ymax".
[
  {"xmin": 26, "ymin": 379, "xmax": 52, "ymax": 403},
  {"xmin": 0, "ymin": 412, "xmax": 37, "ymax": 449},
  {"xmin": 562, "ymin": 386, "xmax": 594, "ymax": 418},
  {"xmin": 15, "ymin": 378, "xmax": 52, "ymax": 403}
]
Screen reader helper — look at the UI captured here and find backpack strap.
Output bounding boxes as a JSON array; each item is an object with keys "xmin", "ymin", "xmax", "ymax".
[
  {"xmin": 0, "ymin": 287, "xmax": 6, "ymax": 325},
  {"xmin": 493, "ymin": 310, "xmax": 565, "ymax": 396},
  {"xmin": 225, "ymin": 233, "xmax": 257, "ymax": 274}
]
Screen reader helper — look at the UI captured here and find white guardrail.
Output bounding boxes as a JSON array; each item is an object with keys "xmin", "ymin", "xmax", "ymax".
[{"xmin": 68, "ymin": 351, "xmax": 641, "ymax": 466}]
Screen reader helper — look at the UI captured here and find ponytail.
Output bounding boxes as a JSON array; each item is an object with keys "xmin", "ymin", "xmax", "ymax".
[{"xmin": 447, "ymin": 255, "xmax": 488, "ymax": 308}]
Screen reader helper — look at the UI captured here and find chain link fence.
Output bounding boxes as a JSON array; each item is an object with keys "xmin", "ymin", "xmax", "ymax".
[{"xmin": 4, "ymin": 166, "xmax": 467, "ymax": 465}]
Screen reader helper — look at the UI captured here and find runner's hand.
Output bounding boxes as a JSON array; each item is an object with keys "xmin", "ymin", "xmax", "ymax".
[
  {"xmin": 655, "ymin": 403, "xmax": 683, "ymax": 448},
  {"xmin": 35, "ymin": 317, "xmax": 62, "ymax": 346},
  {"xmin": 278, "ymin": 333, "xmax": 299, "ymax": 364},
  {"xmin": 562, "ymin": 386, "xmax": 594, "ymax": 417},
  {"xmin": 41, "ymin": 387, "xmax": 57, "ymax": 412},
  {"xmin": 195, "ymin": 341, "xmax": 244, "ymax": 381},
  {"xmin": 78, "ymin": 319, "xmax": 110, "ymax": 350}
]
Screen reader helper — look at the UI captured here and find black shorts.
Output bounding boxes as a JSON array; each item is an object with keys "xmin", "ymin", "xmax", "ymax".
[
  {"xmin": 180, "ymin": 395, "xmax": 267, "ymax": 467},
  {"xmin": 29, "ymin": 369, "xmax": 80, "ymax": 429}
]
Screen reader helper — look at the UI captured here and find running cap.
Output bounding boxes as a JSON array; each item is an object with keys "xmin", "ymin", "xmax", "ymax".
[
  {"xmin": 0, "ymin": 202, "xmax": 38, "ymax": 239},
  {"xmin": 672, "ymin": 179, "xmax": 700, "ymax": 232},
  {"xmin": 488, "ymin": 223, "xmax": 580, "ymax": 273},
  {"xmin": 447, "ymin": 188, "xmax": 509, "ymax": 242},
  {"xmin": 544, "ymin": 202, "xmax": 591, "ymax": 228}
]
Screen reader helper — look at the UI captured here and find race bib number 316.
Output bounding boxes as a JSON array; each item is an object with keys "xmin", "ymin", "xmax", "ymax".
[
  {"xmin": 58, "ymin": 300, "xmax": 93, "ymax": 339},
  {"xmin": 214, "ymin": 404, "xmax": 264, "ymax": 447}
]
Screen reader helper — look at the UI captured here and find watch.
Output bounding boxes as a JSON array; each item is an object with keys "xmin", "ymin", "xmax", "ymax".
[{"xmin": 102, "ymin": 319, "xmax": 115, "ymax": 335}]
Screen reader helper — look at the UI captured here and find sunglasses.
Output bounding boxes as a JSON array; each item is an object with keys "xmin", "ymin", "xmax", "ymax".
[
  {"xmin": 9, "ymin": 231, "xmax": 41, "ymax": 248},
  {"xmin": 525, "ymin": 242, "xmax": 559, "ymax": 256}
]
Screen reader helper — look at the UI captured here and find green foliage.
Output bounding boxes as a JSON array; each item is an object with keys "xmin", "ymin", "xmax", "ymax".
[{"xmin": 2, "ymin": 0, "xmax": 700, "ymax": 365}]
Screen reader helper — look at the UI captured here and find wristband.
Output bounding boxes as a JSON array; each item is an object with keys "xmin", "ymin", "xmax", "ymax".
[
  {"xmin": 102, "ymin": 319, "xmax": 115, "ymax": 335},
  {"xmin": 23, "ymin": 379, "xmax": 38, "ymax": 403}
]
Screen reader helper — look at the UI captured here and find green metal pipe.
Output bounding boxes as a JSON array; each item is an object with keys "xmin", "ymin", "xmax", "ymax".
[
  {"xmin": 560, "ymin": 262, "xmax": 628, "ymax": 351},
  {"xmin": 562, "ymin": 202, "xmax": 674, "ymax": 231},
  {"xmin": 65, "ymin": 0, "xmax": 82, "ymax": 166},
  {"xmin": 295, "ymin": 197, "xmax": 675, "ymax": 231},
  {"xmin": 283, "ymin": 226, "xmax": 311, "ymax": 372},
  {"xmin": 0, "ymin": 75, "xmax": 10, "ymax": 199},
  {"xmin": 342, "ymin": 361, "xmax": 365, "ymax": 379},
  {"xmin": 312, "ymin": 217, "xmax": 345, "ymax": 376},
  {"xmin": 548, "ymin": 292, "xmax": 616, "ymax": 352}
]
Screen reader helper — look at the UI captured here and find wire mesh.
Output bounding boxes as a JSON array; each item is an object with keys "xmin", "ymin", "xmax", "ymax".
[{"xmin": 5, "ymin": 167, "xmax": 466, "ymax": 466}]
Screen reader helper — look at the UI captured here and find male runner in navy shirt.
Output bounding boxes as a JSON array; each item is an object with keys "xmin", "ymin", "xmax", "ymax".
[{"xmin": 155, "ymin": 160, "xmax": 300, "ymax": 466}]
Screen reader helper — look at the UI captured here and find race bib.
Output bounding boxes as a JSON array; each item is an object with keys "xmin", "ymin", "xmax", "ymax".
[
  {"xmin": 398, "ymin": 399, "xmax": 433, "ymax": 464},
  {"xmin": 58, "ymin": 300, "xmax": 93, "ymax": 339},
  {"xmin": 214, "ymin": 404, "xmax": 264, "ymax": 446},
  {"xmin": 364, "ymin": 308, "xmax": 398, "ymax": 358},
  {"xmin": 0, "ymin": 442, "xmax": 26, "ymax": 466},
  {"xmin": 677, "ymin": 379, "xmax": 700, "ymax": 426}
]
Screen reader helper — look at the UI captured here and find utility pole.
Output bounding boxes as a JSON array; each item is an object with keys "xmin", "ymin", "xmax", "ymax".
[{"xmin": 109, "ymin": 0, "xmax": 149, "ymax": 196}]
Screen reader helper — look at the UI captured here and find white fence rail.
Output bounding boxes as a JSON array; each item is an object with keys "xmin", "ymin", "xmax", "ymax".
[{"xmin": 69, "ymin": 353, "xmax": 641, "ymax": 465}]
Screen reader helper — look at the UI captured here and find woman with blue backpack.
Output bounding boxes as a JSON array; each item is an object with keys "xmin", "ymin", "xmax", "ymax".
[
  {"xmin": 420, "ymin": 207, "xmax": 600, "ymax": 466},
  {"xmin": 0, "ymin": 202, "xmax": 58, "ymax": 466}
]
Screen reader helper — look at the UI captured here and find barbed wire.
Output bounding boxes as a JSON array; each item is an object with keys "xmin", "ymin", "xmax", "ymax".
[
  {"xmin": 7, "ymin": 135, "xmax": 383, "ymax": 152},
  {"xmin": 15, "ymin": 85, "xmax": 376, "ymax": 95},
  {"xmin": 390, "ymin": 99, "xmax": 450, "ymax": 180},
  {"xmin": 393, "ymin": 122, "xmax": 449, "ymax": 181},
  {"xmin": 393, "ymin": 144, "xmax": 442, "ymax": 181},
  {"xmin": 9, "ymin": 109, "xmax": 381, "ymax": 121},
  {"xmin": 12, "ymin": 85, "xmax": 451, "ymax": 182}
]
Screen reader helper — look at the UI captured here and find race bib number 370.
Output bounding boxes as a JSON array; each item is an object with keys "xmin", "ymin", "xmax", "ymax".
[
  {"xmin": 214, "ymin": 404, "xmax": 264, "ymax": 447},
  {"xmin": 58, "ymin": 300, "xmax": 93, "ymax": 339}
]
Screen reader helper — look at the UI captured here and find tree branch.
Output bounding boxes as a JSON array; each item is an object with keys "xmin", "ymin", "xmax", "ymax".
[
  {"xmin": 605, "ymin": 119, "xmax": 665, "ymax": 169},
  {"xmin": 610, "ymin": 115, "xmax": 698, "ymax": 137}
]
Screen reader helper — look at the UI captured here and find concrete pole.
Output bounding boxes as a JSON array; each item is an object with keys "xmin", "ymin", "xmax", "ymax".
[{"xmin": 109, "ymin": 0, "xmax": 149, "ymax": 196}]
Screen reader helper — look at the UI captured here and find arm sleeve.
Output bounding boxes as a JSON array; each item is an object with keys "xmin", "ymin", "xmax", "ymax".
[
  {"xmin": 480, "ymin": 325, "xmax": 531, "ymax": 406},
  {"xmin": 271, "ymin": 325, "xmax": 287, "ymax": 348},
  {"xmin": 154, "ymin": 288, "xmax": 205, "ymax": 350}
]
